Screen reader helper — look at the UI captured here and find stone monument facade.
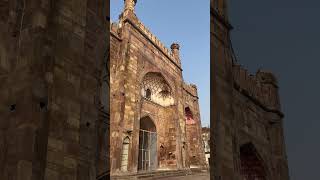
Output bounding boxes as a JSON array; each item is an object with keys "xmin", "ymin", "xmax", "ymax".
[
  {"xmin": 211, "ymin": 0, "xmax": 290, "ymax": 180},
  {"xmin": 110, "ymin": 0, "xmax": 206, "ymax": 175}
]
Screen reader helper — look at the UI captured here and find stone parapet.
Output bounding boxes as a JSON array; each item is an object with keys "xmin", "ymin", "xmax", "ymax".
[
  {"xmin": 134, "ymin": 18, "xmax": 176, "ymax": 61},
  {"xmin": 183, "ymin": 83, "xmax": 198, "ymax": 98},
  {"xmin": 232, "ymin": 64, "xmax": 282, "ymax": 113},
  {"xmin": 119, "ymin": 11, "xmax": 180, "ymax": 68}
]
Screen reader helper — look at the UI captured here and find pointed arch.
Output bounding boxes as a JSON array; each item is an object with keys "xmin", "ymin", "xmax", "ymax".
[
  {"xmin": 185, "ymin": 107, "xmax": 196, "ymax": 125},
  {"xmin": 141, "ymin": 72, "xmax": 174, "ymax": 107},
  {"xmin": 120, "ymin": 136, "xmax": 130, "ymax": 171},
  {"xmin": 138, "ymin": 116, "xmax": 158, "ymax": 171},
  {"xmin": 240, "ymin": 143, "xmax": 267, "ymax": 180},
  {"xmin": 140, "ymin": 116, "xmax": 156, "ymax": 132}
]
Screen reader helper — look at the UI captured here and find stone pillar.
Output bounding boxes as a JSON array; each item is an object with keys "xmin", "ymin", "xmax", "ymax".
[{"xmin": 170, "ymin": 43, "xmax": 181, "ymax": 66}]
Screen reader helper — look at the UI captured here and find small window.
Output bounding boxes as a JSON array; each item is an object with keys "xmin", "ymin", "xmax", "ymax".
[
  {"xmin": 146, "ymin": 89, "xmax": 151, "ymax": 99},
  {"xmin": 185, "ymin": 107, "xmax": 196, "ymax": 124}
]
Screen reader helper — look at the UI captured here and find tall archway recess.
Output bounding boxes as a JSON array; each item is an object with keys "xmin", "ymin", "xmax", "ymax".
[
  {"xmin": 138, "ymin": 116, "xmax": 157, "ymax": 171},
  {"xmin": 240, "ymin": 143, "xmax": 267, "ymax": 180},
  {"xmin": 141, "ymin": 72, "xmax": 174, "ymax": 107}
]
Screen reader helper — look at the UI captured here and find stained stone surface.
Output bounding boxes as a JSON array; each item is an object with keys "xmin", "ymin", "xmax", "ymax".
[
  {"xmin": 110, "ymin": 0, "xmax": 206, "ymax": 175},
  {"xmin": 211, "ymin": 0, "xmax": 290, "ymax": 180},
  {"xmin": 0, "ymin": 0, "xmax": 109, "ymax": 180}
]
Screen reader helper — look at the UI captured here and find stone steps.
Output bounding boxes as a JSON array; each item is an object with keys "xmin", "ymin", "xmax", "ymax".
[
  {"xmin": 190, "ymin": 167, "xmax": 209, "ymax": 173},
  {"xmin": 111, "ymin": 169, "xmax": 192, "ymax": 180}
]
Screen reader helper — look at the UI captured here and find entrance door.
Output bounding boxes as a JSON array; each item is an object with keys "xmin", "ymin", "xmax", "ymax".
[{"xmin": 138, "ymin": 116, "xmax": 157, "ymax": 171}]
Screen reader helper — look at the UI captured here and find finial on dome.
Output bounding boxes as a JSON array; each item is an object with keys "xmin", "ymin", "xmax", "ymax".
[
  {"xmin": 170, "ymin": 43, "xmax": 180, "ymax": 50},
  {"xmin": 124, "ymin": 0, "xmax": 137, "ymax": 12}
]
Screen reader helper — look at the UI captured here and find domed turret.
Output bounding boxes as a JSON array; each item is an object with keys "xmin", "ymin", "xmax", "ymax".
[
  {"xmin": 170, "ymin": 42, "xmax": 181, "ymax": 66},
  {"xmin": 256, "ymin": 70, "xmax": 278, "ymax": 87}
]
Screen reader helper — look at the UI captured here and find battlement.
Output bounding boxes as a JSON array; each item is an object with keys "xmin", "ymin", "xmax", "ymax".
[
  {"xmin": 134, "ymin": 18, "xmax": 178, "ymax": 62},
  {"xmin": 256, "ymin": 70, "xmax": 278, "ymax": 87},
  {"xmin": 232, "ymin": 64, "xmax": 281, "ymax": 112},
  {"xmin": 112, "ymin": 18, "xmax": 182, "ymax": 72},
  {"xmin": 117, "ymin": 9, "xmax": 181, "ymax": 69},
  {"xmin": 183, "ymin": 83, "xmax": 198, "ymax": 98},
  {"xmin": 110, "ymin": 22, "xmax": 119, "ymax": 35}
]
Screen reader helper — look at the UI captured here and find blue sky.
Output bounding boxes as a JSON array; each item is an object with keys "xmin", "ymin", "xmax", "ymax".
[{"xmin": 111, "ymin": 0, "xmax": 210, "ymax": 126}]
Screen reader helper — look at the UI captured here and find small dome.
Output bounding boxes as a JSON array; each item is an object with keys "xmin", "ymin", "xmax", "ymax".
[
  {"xmin": 170, "ymin": 43, "xmax": 180, "ymax": 50},
  {"xmin": 256, "ymin": 70, "xmax": 278, "ymax": 86}
]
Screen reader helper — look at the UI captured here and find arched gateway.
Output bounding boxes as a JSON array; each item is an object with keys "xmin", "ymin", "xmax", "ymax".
[
  {"xmin": 240, "ymin": 143, "xmax": 267, "ymax": 180},
  {"xmin": 138, "ymin": 116, "xmax": 157, "ymax": 171}
]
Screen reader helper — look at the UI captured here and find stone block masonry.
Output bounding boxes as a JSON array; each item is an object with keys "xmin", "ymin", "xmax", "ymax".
[
  {"xmin": 0, "ymin": 0, "xmax": 109, "ymax": 180},
  {"xmin": 110, "ymin": 0, "xmax": 207, "ymax": 176}
]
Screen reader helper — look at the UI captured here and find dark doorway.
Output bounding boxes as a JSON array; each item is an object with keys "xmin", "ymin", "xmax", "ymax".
[
  {"xmin": 138, "ymin": 116, "xmax": 157, "ymax": 171},
  {"xmin": 240, "ymin": 143, "xmax": 267, "ymax": 180}
]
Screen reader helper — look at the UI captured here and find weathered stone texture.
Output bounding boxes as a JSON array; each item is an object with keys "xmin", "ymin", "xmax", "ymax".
[
  {"xmin": 211, "ymin": 0, "xmax": 290, "ymax": 180},
  {"xmin": 202, "ymin": 127, "xmax": 210, "ymax": 166},
  {"xmin": 110, "ymin": 0, "xmax": 206, "ymax": 176},
  {"xmin": 0, "ymin": 0, "xmax": 109, "ymax": 180}
]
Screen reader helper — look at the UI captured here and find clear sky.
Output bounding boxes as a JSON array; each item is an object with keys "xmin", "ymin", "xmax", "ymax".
[
  {"xmin": 111, "ymin": 0, "xmax": 210, "ymax": 127},
  {"xmin": 229, "ymin": 0, "xmax": 320, "ymax": 179}
]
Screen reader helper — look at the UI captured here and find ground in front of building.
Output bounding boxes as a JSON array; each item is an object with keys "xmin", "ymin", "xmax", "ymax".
[{"xmin": 146, "ymin": 173, "xmax": 209, "ymax": 180}]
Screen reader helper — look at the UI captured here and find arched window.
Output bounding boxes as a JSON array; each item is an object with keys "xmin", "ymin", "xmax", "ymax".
[
  {"xmin": 185, "ymin": 107, "xmax": 196, "ymax": 125},
  {"xmin": 141, "ymin": 72, "xmax": 174, "ymax": 106},
  {"xmin": 121, "ymin": 137, "xmax": 130, "ymax": 171},
  {"xmin": 146, "ymin": 89, "xmax": 151, "ymax": 99}
]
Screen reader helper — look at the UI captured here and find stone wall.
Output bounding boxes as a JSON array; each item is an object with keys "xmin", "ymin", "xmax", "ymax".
[
  {"xmin": 0, "ymin": 0, "xmax": 109, "ymax": 180},
  {"xmin": 183, "ymin": 84, "xmax": 206, "ymax": 167}
]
